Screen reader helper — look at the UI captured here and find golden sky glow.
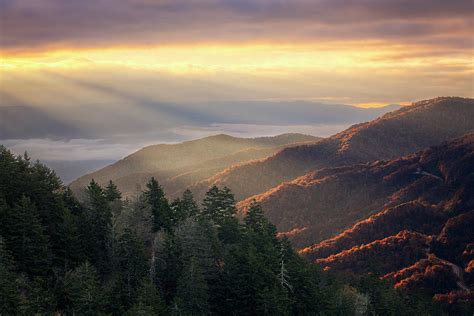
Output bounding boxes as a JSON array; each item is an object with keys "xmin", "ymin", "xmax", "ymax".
[
  {"xmin": 1, "ymin": 0, "xmax": 473, "ymax": 107},
  {"xmin": 1, "ymin": 0, "xmax": 472, "ymax": 164},
  {"xmin": 2, "ymin": 41, "xmax": 472, "ymax": 74},
  {"xmin": 2, "ymin": 40, "xmax": 472, "ymax": 108}
]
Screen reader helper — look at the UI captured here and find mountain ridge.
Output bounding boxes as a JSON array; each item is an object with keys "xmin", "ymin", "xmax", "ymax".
[
  {"xmin": 69, "ymin": 133, "xmax": 321, "ymax": 197},
  {"xmin": 196, "ymin": 97, "xmax": 474, "ymax": 202}
]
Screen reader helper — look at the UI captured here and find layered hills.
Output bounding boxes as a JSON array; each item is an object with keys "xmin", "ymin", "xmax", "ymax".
[
  {"xmin": 69, "ymin": 133, "xmax": 320, "ymax": 198},
  {"xmin": 239, "ymin": 128, "xmax": 474, "ymax": 248},
  {"xmin": 301, "ymin": 133, "xmax": 474, "ymax": 301},
  {"xmin": 195, "ymin": 97, "xmax": 474, "ymax": 201}
]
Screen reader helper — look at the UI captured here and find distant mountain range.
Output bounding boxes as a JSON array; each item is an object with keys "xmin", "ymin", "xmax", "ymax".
[
  {"xmin": 234, "ymin": 97, "xmax": 473, "ymax": 245},
  {"xmin": 0, "ymin": 101, "xmax": 401, "ymax": 140},
  {"xmin": 69, "ymin": 133, "xmax": 320, "ymax": 197},
  {"xmin": 196, "ymin": 97, "xmax": 474, "ymax": 202}
]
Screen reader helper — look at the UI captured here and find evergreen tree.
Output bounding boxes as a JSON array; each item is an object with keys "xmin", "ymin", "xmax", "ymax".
[
  {"xmin": 174, "ymin": 257, "xmax": 209, "ymax": 315},
  {"xmin": 171, "ymin": 189, "xmax": 200, "ymax": 226},
  {"xmin": 144, "ymin": 177, "xmax": 173, "ymax": 233},
  {"xmin": 115, "ymin": 229, "xmax": 149, "ymax": 308},
  {"xmin": 180, "ymin": 189, "xmax": 200, "ymax": 218},
  {"xmin": 18, "ymin": 277, "xmax": 57, "ymax": 315},
  {"xmin": 3, "ymin": 196, "xmax": 50, "ymax": 276},
  {"xmin": 82, "ymin": 180, "xmax": 113, "ymax": 273},
  {"xmin": 177, "ymin": 218, "xmax": 219, "ymax": 285},
  {"xmin": 155, "ymin": 233, "xmax": 183, "ymax": 303},
  {"xmin": 58, "ymin": 207, "xmax": 84, "ymax": 272},
  {"xmin": 64, "ymin": 261, "xmax": 105, "ymax": 315},
  {"xmin": 244, "ymin": 199, "xmax": 267, "ymax": 232},
  {"xmin": 126, "ymin": 278, "xmax": 166, "ymax": 315},
  {"xmin": 201, "ymin": 186, "xmax": 236, "ymax": 225},
  {"xmin": 201, "ymin": 186, "xmax": 240, "ymax": 244},
  {"xmin": 105, "ymin": 180, "xmax": 122, "ymax": 202},
  {"xmin": 62, "ymin": 187, "xmax": 83, "ymax": 215},
  {"xmin": 0, "ymin": 237, "xmax": 20, "ymax": 314}
]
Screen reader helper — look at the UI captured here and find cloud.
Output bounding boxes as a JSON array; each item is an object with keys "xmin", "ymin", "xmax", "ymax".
[
  {"xmin": 1, "ymin": 0, "xmax": 472, "ymax": 52},
  {"xmin": 2, "ymin": 138, "xmax": 146, "ymax": 161}
]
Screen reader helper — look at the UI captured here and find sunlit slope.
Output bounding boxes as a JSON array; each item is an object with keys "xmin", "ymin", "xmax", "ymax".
[
  {"xmin": 299, "ymin": 134, "xmax": 474, "ymax": 301},
  {"xmin": 193, "ymin": 97, "xmax": 474, "ymax": 201},
  {"xmin": 69, "ymin": 133, "xmax": 320, "ymax": 197},
  {"xmin": 239, "ymin": 131, "xmax": 474, "ymax": 250}
]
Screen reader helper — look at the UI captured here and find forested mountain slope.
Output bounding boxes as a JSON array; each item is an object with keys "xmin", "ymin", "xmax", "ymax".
[
  {"xmin": 295, "ymin": 134, "xmax": 474, "ymax": 308},
  {"xmin": 239, "ymin": 132, "xmax": 474, "ymax": 249},
  {"xmin": 193, "ymin": 97, "xmax": 474, "ymax": 201},
  {"xmin": 70, "ymin": 133, "xmax": 320, "ymax": 198}
]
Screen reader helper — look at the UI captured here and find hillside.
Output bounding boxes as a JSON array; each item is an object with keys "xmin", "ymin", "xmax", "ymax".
[
  {"xmin": 69, "ymin": 133, "xmax": 320, "ymax": 197},
  {"xmin": 298, "ymin": 134, "xmax": 474, "ymax": 302},
  {"xmin": 193, "ymin": 97, "xmax": 474, "ymax": 201},
  {"xmin": 239, "ymin": 131, "xmax": 474, "ymax": 249}
]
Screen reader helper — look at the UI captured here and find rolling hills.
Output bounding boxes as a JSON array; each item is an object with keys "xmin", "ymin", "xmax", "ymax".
[
  {"xmin": 194, "ymin": 97, "xmax": 474, "ymax": 201},
  {"xmin": 69, "ymin": 133, "xmax": 320, "ymax": 198},
  {"xmin": 300, "ymin": 133, "xmax": 474, "ymax": 301}
]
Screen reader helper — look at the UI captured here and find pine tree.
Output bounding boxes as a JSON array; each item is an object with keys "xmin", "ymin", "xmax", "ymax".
[
  {"xmin": 115, "ymin": 229, "xmax": 149, "ymax": 308},
  {"xmin": 62, "ymin": 187, "xmax": 83, "ymax": 215},
  {"xmin": 58, "ymin": 207, "xmax": 84, "ymax": 272},
  {"xmin": 64, "ymin": 261, "xmax": 105, "ymax": 315},
  {"xmin": 171, "ymin": 189, "xmax": 200, "ymax": 226},
  {"xmin": 105, "ymin": 180, "xmax": 123, "ymax": 265},
  {"xmin": 0, "ymin": 237, "xmax": 20, "ymax": 314},
  {"xmin": 181, "ymin": 189, "xmax": 200, "ymax": 218},
  {"xmin": 154, "ymin": 233, "xmax": 183, "ymax": 303},
  {"xmin": 177, "ymin": 218, "xmax": 219, "ymax": 284},
  {"xmin": 105, "ymin": 180, "xmax": 122, "ymax": 202},
  {"xmin": 3, "ymin": 196, "xmax": 50, "ymax": 277},
  {"xmin": 174, "ymin": 257, "xmax": 209, "ymax": 315},
  {"xmin": 201, "ymin": 186, "xmax": 236, "ymax": 225},
  {"xmin": 201, "ymin": 186, "xmax": 240, "ymax": 243},
  {"xmin": 144, "ymin": 177, "xmax": 172, "ymax": 233},
  {"xmin": 244, "ymin": 199, "xmax": 267, "ymax": 232},
  {"xmin": 126, "ymin": 278, "xmax": 166, "ymax": 315},
  {"xmin": 83, "ymin": 180, "xmax": 113, "ymax": 273}
]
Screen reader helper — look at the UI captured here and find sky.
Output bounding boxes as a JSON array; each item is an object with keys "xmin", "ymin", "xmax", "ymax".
[{"xmin": 0, "ymin": 0, "xmax": 473, "ymax": 175}]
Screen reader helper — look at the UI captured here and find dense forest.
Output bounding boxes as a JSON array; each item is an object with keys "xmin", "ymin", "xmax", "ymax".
[{"xmin": 0, "ymin": 146, "xmax": 445, "ymax": 315}]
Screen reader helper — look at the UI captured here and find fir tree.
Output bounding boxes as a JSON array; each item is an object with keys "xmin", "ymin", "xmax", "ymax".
[
  {"xmin": 105, "ymin": 180, "xmax": 122, "ymax": 202},
  {"xmin": 64, "ymin": 261, "xmax": 105, "ymax": 315},
  {"xmin": 201, "ymin": 186, "xmax": 240, "ymax": 244},
  {"xmin": 201, "ymin": 186, "xmax": 236, "ymax": 225},
  {"xmin": 170, "ymin": 189, "xmax": 200, "ymax": 225},
  {"xmin": 115, "ymin": 229, "xmax": 149, "ymax": 308},
  {"xmin": 180, "ymin": 189, "xmax": 200, "ymax": 218},
  {"xmin": 0, "ymin": 237, "xmax": 20, "ymax": 314},
  {"xmin": 174, "ymin": 257, "xmax": 209, "ymax": 315},
  {"xmin": 126, "ymin": 278, "xmax": 166, "ymax": 315},
  {"xmin": 3, "ymin": 196, "xmax": 50, "ymax": 277},
  {"xmin": 82, "ymin": 180, "xmax": 113, "ymax": 273},
  {"xmin": 244, "ymin": 199, "xmax": 267, "ymax": 232},
  {"xmin": 144, "ymin": 177, "xmax": 172, "ymax": 233}
]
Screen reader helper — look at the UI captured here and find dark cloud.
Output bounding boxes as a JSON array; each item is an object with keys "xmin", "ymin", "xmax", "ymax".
[{"xmin": 1, "ymin": 0, "xmax": 472, "ymax": 51}]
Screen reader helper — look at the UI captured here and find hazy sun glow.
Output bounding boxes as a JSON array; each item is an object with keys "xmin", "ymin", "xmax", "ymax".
[{"xmin": 2, "ymin": 41, "xmax": 472, "ymax": 75}]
